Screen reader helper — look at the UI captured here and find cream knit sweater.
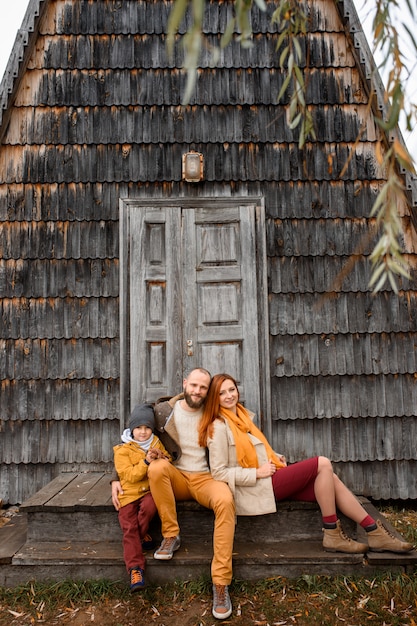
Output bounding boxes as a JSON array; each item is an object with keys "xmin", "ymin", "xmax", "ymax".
[{"xmin": 172, "ymin": 401, "xmax": 209, "ymax": 473}]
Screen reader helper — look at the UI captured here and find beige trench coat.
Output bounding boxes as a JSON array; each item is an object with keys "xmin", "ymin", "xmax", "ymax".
[{"xmin": 207, "ymin": 416, "xmax": 277, "ymax": 516}]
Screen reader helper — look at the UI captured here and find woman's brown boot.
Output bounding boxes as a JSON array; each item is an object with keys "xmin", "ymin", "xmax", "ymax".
[
  {"xmin": 366, "ymin": 520, "xmax": 413, "ymax": 552},
  {"xmin": 323, "ymin": 521, "xmax": 368, "ymax": 553}
]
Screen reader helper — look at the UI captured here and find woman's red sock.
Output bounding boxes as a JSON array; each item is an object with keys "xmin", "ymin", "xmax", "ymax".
[
  {"xmin": 322, "ymin": 514, "xmax": 338, "ymax": 529},
  {"xmin": 360, "ymin": 514, "xmax": 377, "ymax": 531}
]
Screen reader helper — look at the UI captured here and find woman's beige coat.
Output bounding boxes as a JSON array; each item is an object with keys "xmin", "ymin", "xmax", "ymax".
[{"xmin": 207, "ymin": 415, "xmax": 277, "ymax": 516}]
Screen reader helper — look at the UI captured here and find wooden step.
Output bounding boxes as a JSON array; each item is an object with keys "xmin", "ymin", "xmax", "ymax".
[
  {"xmin": 19, "ymin": 472, "xmax": 357, "ymax": 543},
  {"xmin": 0, "ymin": 511, "xmax": 27, "ymax": 565},
  {"xmin": 10, "ymin": 537, "xmax": 368, "ymax": 584},
  {"xmin": 0, "ymin": 472, "xmax": 415, "ymax": 587},
  {"xmin": 5, "ymin": 528, "xmax": 417, "ymax": 588}
]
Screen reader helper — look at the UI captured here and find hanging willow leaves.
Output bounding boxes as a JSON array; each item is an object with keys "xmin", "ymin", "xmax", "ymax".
[
  {"xmin": 271, "ymin": 1, "xmax": 316, "ymax": 147},
  {"xmin": 366, "ymin": 0, "xmax": 416, "ymax": 290}
]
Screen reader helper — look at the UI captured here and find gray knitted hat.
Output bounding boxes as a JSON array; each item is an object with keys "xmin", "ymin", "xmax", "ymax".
[{"xmin": 128, "ymin": 403, "xmax": 155, "ymax": 432}]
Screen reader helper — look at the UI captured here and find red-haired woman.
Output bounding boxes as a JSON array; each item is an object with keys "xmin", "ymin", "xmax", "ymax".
[{"xmin": 199, "ymin": 373, "xmax": 413, "ymax": 554}]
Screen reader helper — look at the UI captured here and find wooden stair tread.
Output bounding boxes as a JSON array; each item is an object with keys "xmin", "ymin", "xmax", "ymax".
[
  {"xmin": 20, "ymin": 473, "xmax": 80, "ymax": 510},
  {"xmin": 21, "ymin": 473, "xmax": 114, "ymax": 512},
  {"xmin": 13, "ymin": 538, "xmax": 366, "ymax": 565},
  {"xmin": 0, "ymin": 512, "xmax": 27, "ymax": 564},
  {"xmin": 13, "ymin": 537, "xmax": 417, "ymax": 567},
  {"xmin": 13, "ymin": 540, "xmax": 124, "ymax": 565}
]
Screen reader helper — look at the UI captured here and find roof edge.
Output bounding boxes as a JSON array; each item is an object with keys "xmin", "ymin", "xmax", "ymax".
[{"xmin": 0, "ymin": 0, "xmax": 48, "ymax": 130}]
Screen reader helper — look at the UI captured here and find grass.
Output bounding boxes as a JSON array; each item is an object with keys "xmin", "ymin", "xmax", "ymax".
[
  {"xmin": 1, "ymin": 573, "xmax": 417, "ymax": 625},
  {"xmin": 0, "ymin": 578, "xmax": 130, "ymax": 609},
  {"xmin": 380, "ymin": 504, "xmax": 417, "ymax": 545}
]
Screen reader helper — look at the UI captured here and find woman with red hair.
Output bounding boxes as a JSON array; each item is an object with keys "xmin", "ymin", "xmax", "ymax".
[{"xmin": 199, "ymin": 373, "xmax": 413, "ymax": 554}]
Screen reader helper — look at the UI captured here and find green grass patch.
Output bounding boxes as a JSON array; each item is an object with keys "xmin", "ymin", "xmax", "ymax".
[{"xmin": 0, "ymin": 578, "xmax": 129, "ymax": 610}]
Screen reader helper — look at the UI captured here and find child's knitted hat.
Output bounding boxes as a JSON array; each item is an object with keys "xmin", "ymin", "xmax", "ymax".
[{"xmin": 128, "ymin": 403, "xmax": 155, "ymax": 432}]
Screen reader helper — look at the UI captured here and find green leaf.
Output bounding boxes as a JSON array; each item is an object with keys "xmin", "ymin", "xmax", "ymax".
[
  {"xmin": 371, "ymin": 270, "xmax": 388, "ymax": 293},
  {"xmin": 299, "ymin": 123, "xmax": 305, "ymax": 148},
  {"xmin": 369, "ymin": 184, "xmax": 389, "ymax": 217},
  {"xmin": 182, "ymin": 68, "xmax": 198, "ymax": 105},
  {"xmin": 387, "ymin": 271, "xmax": 399, "ymax": 293},
  {"xmin": 402, "ymin": 22, "xmax": 417, "ymax": 53},
  {"xmin": 288, "ymin": 51, "xmax": 294, "ymax": 74},
  {"xmin": 293, "ymin": 37, "xmax": 302, "ymax": 63},
  {"xmin": 289, "ymin": 96, "xmax": 298, "ymax": 119},
  {"xmin": 279, "ymin": 46, "xmax": 289, "ymax": 68},
  {"xmin": 276, "ymin": 32, "xmax": 287, "ymax": 52},
  {"xmin": 388, "ymin": 260, "xmax": 410, "ymax": 279},
  {"xmin": 210, "ymin": 47, "xmax": 220, "ymax": 66},
  {"xmin": 167, "ymin": 0, "xmax": 189, "ymax": 56},
  {"xmin": 240, "ymin": 39, "xmax": 254, "ymax": 49},
  {"xmin": 221, "ymin": 18, "xmax": 236, "ymax": 49},
  {"xmin": 253, "ymin": 0, "xmax": 267, "ymax": 11},
  {"xmin": 369, "ymin": 262, "xmax": 386, "ymax": 286},
  {"xmin": 289, "ymin": 112, "xmax": 302, "ymax": 129},
  {"xmin": 277, "ymin": 73, "xmax": 292, "ymax": 102},
  {"xmin": 192, "ymin": 0, "xmax": 204, "ymax": 23},
  {"xmin": 294, "ymin": 64, "xmax": 305, "ymax": 88},
  {"xmin": 370, "ymin": 238, "xmax": 389, "ymax": 262}
]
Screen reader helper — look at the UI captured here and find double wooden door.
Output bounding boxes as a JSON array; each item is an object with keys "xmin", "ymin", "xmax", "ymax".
[{"xmin": 120, "ymin": 197, "xmax": 269, "ymax": 429}]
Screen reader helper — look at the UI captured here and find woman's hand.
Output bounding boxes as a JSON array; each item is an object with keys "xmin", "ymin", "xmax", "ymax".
[{"xmin": 256, "ymin": 460, "xmax": 276, "ymax": 479}]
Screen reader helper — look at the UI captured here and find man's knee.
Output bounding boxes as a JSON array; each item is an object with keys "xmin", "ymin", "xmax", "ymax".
[
  {"xmin": 211, "ymin": 482, "xmax": 235, "ymax": 511},
  {"xmin": 148, "ymin": 457, "xmax": 171, "ymax": 481}
]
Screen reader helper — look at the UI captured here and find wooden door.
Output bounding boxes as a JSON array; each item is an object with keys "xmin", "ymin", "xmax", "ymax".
[{"xmin": 120, "ymin": 198, "xmax": 270, "ymax": 430}]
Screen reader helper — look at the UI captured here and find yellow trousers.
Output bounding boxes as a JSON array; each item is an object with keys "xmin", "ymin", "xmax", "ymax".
[{"xmin": 148, "ymin": 458, "xmax": 235, "ymax": 584}]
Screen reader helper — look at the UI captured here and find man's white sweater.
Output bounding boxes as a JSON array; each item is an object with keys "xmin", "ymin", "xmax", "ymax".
[{"xmin": 172, "ymin": 401, "xmax": 209, "ymax": 473}]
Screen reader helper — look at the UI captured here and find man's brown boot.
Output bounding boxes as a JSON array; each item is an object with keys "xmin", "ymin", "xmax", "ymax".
[
  {"xmin": 367, "ymin": 519, "xmax": 413, "ymax": 553},
  {"xmin": 323, "ymin": 521, "xmax": 368, "ymax": 554}
]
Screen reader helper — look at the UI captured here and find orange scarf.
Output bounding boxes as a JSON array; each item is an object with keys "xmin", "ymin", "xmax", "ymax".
[{"xmin": 219, "ymin": 404, "xmax": 285, "ymax": 469}]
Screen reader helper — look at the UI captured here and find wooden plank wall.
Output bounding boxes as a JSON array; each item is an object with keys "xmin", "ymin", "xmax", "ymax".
[{"xmin": 0, "ymin": 0, "xmax": 416, "ymax": 503}]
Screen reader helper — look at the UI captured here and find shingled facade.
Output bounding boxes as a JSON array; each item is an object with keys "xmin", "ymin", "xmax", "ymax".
[{"xmin": 1, "ymin": 0, "xmax": 417, "ymax": 505}]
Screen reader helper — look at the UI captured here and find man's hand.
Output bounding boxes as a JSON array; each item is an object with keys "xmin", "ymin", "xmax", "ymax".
[
  {"xmin": 147, "ymin": 448, "xmax": 160, "ymax": 461},
  {"xmin": 111, "ymin": 480, "xmax": 123, "ymax": 511},
  {"xmin": 148, "ymin": 448, "xmax": 169, "ymax": 461}
]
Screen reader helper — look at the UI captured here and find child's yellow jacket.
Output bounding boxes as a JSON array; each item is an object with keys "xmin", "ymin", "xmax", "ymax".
[{"xmin": 113, "ymin": 435, "xmax": 171, "ymax": 508}]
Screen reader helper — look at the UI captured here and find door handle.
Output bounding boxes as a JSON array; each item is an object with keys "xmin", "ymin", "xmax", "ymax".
[{"xmin": 187, "ymin": 339, "xmax": 194, "ymax": 356}]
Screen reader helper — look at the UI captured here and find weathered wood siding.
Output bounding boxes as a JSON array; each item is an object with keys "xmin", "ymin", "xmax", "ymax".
[{"xmin": 1, "ymin": 0, "xmax": 416, "ymax": 503}]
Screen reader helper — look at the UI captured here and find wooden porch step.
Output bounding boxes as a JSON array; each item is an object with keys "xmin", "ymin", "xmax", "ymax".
[
  {"xmin": 11, "ymin": 537, "xmax": 368, "ymax": 584},
  {"xmin": 19, "ymin": 472, "xmax": 357, "ymax": 543},
  {"xmin": 0, "ymin": 472, "xmax": 415, "ymax": 587},
  {"xmin": 0, "ymin": 511, "xmax": 27, "ymax": 564},
  {"xmin": 4, "ymin": 525, "xmax": 416, "ymax": 588}
]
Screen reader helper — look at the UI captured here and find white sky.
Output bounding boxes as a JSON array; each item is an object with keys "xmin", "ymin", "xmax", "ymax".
[
  {"xmin": 0, "ymin": 0, "xmax": 29, "ymax": 82},
  {"xmin": 0, "ymin": 0, "xmax": 416, "ymax": 160}
]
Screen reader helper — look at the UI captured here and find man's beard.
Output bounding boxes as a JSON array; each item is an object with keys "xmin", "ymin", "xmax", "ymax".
[{"xmin": 183, "ymin": 390, "xmax": 205, "ymax": 409}]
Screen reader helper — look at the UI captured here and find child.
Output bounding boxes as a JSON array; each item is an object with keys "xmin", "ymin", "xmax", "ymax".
[{"xmin": 113, "ymin": 403, "xmax": 172, "ymax": 591}]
